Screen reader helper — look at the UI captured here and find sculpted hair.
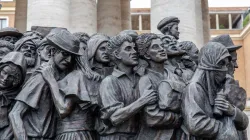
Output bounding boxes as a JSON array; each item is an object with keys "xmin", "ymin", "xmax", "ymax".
[
  {"xmin": 136, "ymin": 33, "xmax": 159, "ymax": 57},
  {"xmin": 160, "ymin": 22, "xmax": 178, "ymax": 35},
  {"xmin": 73, "ymin": 32, "xmax": 90, "ymax": 44},
  {"xmin": 107, "ymin": 34, "xmax": 133, "ymax": 62}
]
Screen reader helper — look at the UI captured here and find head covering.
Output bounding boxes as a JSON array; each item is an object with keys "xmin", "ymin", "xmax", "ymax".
[
  {"xmin": 157, "ymin": 16, "xmax": 180, "ymax": 31},
  {"xmin": 0, "ymin": 27, "xmax": 23, "ymax": 38},
  {"xmin": 210, "ymin": 34, "xmax": 241, "ymax": 52},
  {"xmin": 46, "ymin": 30, "xmax": 82, "ymax": 55},
  {"xmin": 0, "ymin": 52, "xmax": 27, "ymax": 86},
  {"xmin": 87, "ymin": 34, "xmax": 110, "ymax": 61},
  {"xmin": 197, "ymin": 42, "xmax": 231, "ymax": 106},
  {"xmin": 14, "ymin": 36, "xmax": 41, "ymax": 51},
  {"xmin": 198, "ymin": 42, "xmax": 231, "ymax": 71}
]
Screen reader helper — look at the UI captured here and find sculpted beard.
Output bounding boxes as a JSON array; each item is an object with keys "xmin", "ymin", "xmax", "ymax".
[{"xmin": 25, "ymin": 56, "xmax": 36, "ymax": 67}]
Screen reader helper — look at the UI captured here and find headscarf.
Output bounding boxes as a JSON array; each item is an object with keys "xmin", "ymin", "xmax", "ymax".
[
  {"xmin": 196, "ymin": 42, "xmax": 231, "ymax": 105},
  {"xmin": 14, "ymin": 36, "xmax": 40, "ymax": 51},
  {"xmin": 0, "ymin": 52, "xmax": 26, "ymax": 107},
  {"xmin": 87, "ymin": 34, "xmax": 110, "ymax": 66},
  {"xmin": 198, "ymin": 42, "xmax": 231, "ymax": 71}
]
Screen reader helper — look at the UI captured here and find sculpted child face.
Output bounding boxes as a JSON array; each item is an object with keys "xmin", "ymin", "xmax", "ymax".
[
  {"xmin": 38, "ymin": 45, "xmax": 53, "ymax": 62},
  {"xmin": 95, "ymin": 42, "xmax": 110, "ymax": 64},
  {"xmin": 146, "ymin": 38, "xmax": 167, "ymax": 63},
  {"xmin": 169, "ymin": 24, "xmax": 180, "ymax": 40},
  {"xmin": 116, "ymin": 41, "xmax": 138, "ymax": 66},
  {"xmin": 0, "ymin": 64, "xmax": 21, "ymax": 89}
]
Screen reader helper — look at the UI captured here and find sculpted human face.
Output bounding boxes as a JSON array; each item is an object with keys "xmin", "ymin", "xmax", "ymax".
[
  {"xmin": 1, "ymin": 36, "xmax": 18, "ymax": 44},
  {"xmin": 170, "ymin": 24, "xmax": 180, "ymax": 40},
  {"xmin": 95, "ymin": 42, "xmax": 110, "ymax": 64},
  {"xmin": 0, "ymin": 47, "xmax": 11, "ymax": 60},
  {"xmin": 53, "ymin": 50, "xmax": 73, "ymax": 71},
  {"xmin": 0, "ymin": 65, "xmax": 21, "ymax": 89},
  {"xmin": 146, "ymin": 38, "xmax": 167, "ymax": 63},
  {"xmin": 117, "ymin": 41, "xmax": 138, "ymax": 66},
  {"xmin": 20, "ymin": 41, "xmax": 37, "ymax": 67},
  {"xmin": 38, "ymin": 45, "xmax": 53, "ymax": 62},
  {"xmin": 214, "ymin": 57, "xmax": 229, "ymax": 85},
  {"xmin": 228, "ymin": 51, "xmax": 238, "ymax": 76}
]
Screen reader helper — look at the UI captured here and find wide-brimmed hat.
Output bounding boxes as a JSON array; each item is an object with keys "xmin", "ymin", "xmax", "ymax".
[
  {"xmin": 157, "ymin": 16, "xmax": 180, "ymax": 31},
  {"xmin": 210, "ymin": 34, "xmax": 242, "ymax": 52},
  {"xmin": 0, "ymin": 27, "xmax": 23, "ymax": 38},
  {"xmin": 46, "ymin": 30, "xmax": 82, "ymax": 55}
]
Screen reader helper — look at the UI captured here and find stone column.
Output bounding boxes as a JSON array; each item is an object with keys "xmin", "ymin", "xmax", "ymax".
[
  {"xmin": 229, "ymin": 14, "xmax": 232, "ymax": 29},
  {"xmin": 216, "ymin": 14, "xmax": 220, "ymax": 30},
  {"xmin": 97, "ymin": 0, "xmax": 122, "ymax": 36},
  {"xmin": 69, "ymin": 0, "xmax": 97, "ymax": 35},
  {"xmin": 139, "ymin": 15, "xmax": 142, "ymax": 31},
  {"xmin": 151, "ymin": 0, "xmax": 204, "ymax": 49},
  {"xmin": 27, "ymin": 0, "xmax": 70, "ymax": 30},
  {"xmin": 15, "ymin": 0, "xmax": 27, "ymax": 33},
  {"xmin": 120, "ymin": 0, "xmax": 131, "ymax": 30},
  {"xmin": 201, "ymin": 0, "xmax": 210, "ymax": 43}
]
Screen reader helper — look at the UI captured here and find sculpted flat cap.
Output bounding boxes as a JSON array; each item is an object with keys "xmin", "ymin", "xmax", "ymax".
[
  {"xmin": 157, "ymin": 16, "xmax": 180, "ymax": 31},
  {"xmin": 0, "ymin": 27, "xmax": 23, "ymax": 38},
  {"xmin": 210, "ymin": 34, "xmax": 241, "ymax": 52},
  {"xmin": 46, "ymin": 30, "xmax": 82, "ymax": 55}
]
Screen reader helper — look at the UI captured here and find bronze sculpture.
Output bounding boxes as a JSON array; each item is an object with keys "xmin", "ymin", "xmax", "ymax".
[
  {"xmin": 98, "ymin": 34, "xmax": 157, "ymax": 140},
  {"xmin": 9, "ymin": 30, "xmax": 82, "ymax": 140},
  {"xmin": 135, "ymin": 33, "xmax": 183, "ymax": 140},
  {"xmin": 0, "ymin": 27, "xmax": 23, "ymax": 44},
  {"xmin": 182, "ymin": 42, "xmax": 248, "ymax": 140},
  {"xmin": 0, "ymin": 15, "xmax": 244, "ymax": 140},
  {"xmin": 0, "ymin": 52, "xmax": 26, "ymax": 140}
]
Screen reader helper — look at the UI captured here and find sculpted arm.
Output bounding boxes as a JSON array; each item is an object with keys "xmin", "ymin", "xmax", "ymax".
[
  {"xmin": 9, "ymin": 101, "xmax": 29, "ymax": 140},
  {"xmin": 100, "ymin": 77, "xmax": 156, "ymax": 126},
  {"xmin": 140, "ymin": 76, "xmax": 180, "ymax": 127}
]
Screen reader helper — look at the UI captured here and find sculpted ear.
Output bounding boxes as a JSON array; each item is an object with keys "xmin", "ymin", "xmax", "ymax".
[{"xmin": 114, "ymin": 50, "xmax": 121, "ymax": 60}]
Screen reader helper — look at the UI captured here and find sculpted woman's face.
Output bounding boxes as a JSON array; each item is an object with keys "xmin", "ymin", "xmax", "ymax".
[
  {"xmin": 214, "ymin": 57, "xmax": 229, "ymax": 85},
  {"xmin": 146, "ymin": 38, "xmax": 168, "ymax": 63},
  {"xmin": 0, "ymin": 64, "xmax": 21, "ymax": 89},
  {"xmin": 94, "ymin": 42, "xmax": 110, "ymax": 64}
]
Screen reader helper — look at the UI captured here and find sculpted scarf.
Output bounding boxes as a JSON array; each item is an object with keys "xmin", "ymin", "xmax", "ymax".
[{"xmin": 197, "ymin": 42, "xmax": 230, "ymax": 105}]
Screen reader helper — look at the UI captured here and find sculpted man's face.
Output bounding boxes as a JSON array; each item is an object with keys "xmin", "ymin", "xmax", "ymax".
[
  {"xmin": 0, "ymin": 47, "xmax": 11, "ymax": 60},
  {"xmin": 0, "ymin": 36, "xmax": 18, "ymax": 44},
  {"xmin": 117, "ymin": 41, "xmax": 138, "ymax": 66},
  {"xmin": 228, "ymin": 51, "xmax": 238, "ymax": 76},
  {"xmin": 170, "ymin": 24, "xmax": 180, "ymax": 40},
  {"xmin": 0, "ymin": 64, "xmax": 21, "ymax": 89},
  {"xmin": 146, "ymin": 38, "xmax": 167, "ymax": 63},
  {"xmin": 20, "ymin": 41, "xmax": 37, "ymax": 67},
  {"xmin": 38, "ymin": 45, "xmax": 53, "ymax": 62},
  {"xmin": 53, "ymin": 49, "xmax": 73, "ymax": 71},
  {"xmin": 95, "ymin": 42, "xmax": 110, "ymax": 64}
]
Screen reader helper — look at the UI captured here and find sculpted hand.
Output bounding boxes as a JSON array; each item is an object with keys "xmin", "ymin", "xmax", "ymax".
[
  {"xmin": 215, "ymin": 98, "xmax": 235, "ymax": 116},
  {"xmin": 36, "ymin": 65, "xmax": 56, "ymax": 83},
  {"xmin": 140, "ymin": 91, "xmax": 158, "ymax": 105}
]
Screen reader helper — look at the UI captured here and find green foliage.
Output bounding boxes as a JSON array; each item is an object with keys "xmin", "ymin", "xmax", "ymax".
[
  {"xmin": 219, "ymin": 24, "xmax": 225, "ymax": 29},
  {"xmin": 243, "ymin": 14, "xmax": 250, "ymax": 27}
]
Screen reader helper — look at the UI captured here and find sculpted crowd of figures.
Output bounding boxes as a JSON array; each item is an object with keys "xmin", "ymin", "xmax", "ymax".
[{"xmin": 0, "ymin": 16, "xmax": 247, "ymax": 140}]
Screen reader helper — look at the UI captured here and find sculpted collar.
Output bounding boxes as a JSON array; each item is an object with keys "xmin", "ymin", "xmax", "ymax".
[{"xmin": 112, "ymin": 67, "xmax": 143, "ymax": 78}]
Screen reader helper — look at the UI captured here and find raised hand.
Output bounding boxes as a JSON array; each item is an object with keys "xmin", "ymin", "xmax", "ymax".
[{"xmin": 36, "ymin": 65, "xmax": 56, "ymax": 83}]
